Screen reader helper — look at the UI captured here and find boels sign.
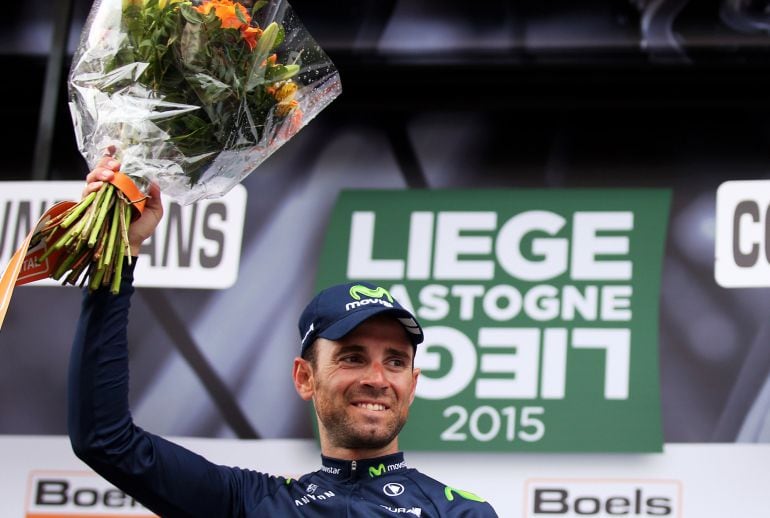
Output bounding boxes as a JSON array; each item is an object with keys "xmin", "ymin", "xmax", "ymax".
[{"xmin": 316, "ymin": 189, "xmax": 670, "ymax": 452}]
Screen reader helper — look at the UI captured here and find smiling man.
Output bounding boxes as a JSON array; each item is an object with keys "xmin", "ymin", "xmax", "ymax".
[
  {"xmin": 295, "ymin": 282, "xmax": 423, "ymax": 457},
  {"xmin": 68, "ymin": 156, "xmax": 498, "ymax": 517}
]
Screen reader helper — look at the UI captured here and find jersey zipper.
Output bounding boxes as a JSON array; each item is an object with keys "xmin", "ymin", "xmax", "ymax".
[{"xmin": 350, "ymin": 460, "xmax": 357, "ymax": 479}]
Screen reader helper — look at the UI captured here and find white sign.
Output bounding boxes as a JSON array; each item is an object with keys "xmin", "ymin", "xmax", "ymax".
[
  {"xmin": 0, "ymin": 182, "xmax": 247, "ymax": 289},
  {"xmin": 525, "ymin": 479, "xmax": 681, "ymax": 517},
  {"xmin": 27, "ymin": 471, "xmax": 154, "ymax": 516},
  {"xmin": 1, "ymin": 437, "xmax": 770, "ymax": 518},
  {"xmin": 715, "ymin": 180, "xmax": 770, "ymax": 288}
]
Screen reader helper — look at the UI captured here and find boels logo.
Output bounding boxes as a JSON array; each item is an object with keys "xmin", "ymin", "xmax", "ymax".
[
  {"xmin": 26, "ymin": 471, "xmax": 156, "ymax": 517},
  {"xmin": 525, "ymin": 479, "xmax": 682, "ymax": 517}
]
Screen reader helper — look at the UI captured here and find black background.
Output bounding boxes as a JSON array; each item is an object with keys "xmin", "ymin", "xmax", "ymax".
[{"xmin": 1, "ymin": 0, "xmax": 770, "ymax": 443}]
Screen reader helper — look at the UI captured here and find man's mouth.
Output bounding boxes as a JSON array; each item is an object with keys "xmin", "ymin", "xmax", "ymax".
[{"xmin": 354, "ymin": 402, "xmax": 388, "ymax": 411}]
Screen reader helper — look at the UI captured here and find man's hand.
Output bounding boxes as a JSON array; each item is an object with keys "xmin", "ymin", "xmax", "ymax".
[{"xmin": 84, "ymin": 151, "xmax": 163, "ymax": 257}]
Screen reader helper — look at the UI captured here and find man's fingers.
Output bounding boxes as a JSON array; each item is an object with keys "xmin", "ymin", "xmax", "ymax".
[
  {"xmin": 85, "ymin": 161, "xmax": 119, "ymax": 183},
  {"xmin": 146, "ymin": 181, "xmax": 161, "ymax": 201},
  {"xmin": 83, "ymin": 159, "xmax": 120, "ymax": 198},
  {"xmin": 82, "ymin": 180, "xmax": 103, "ymax": 198},
  {"xmin": 95, "ymin": 157, "xmax": 120, "ymax": 171},
  {"xmin": 142, "ymin": 182, "xmax": 163, "ymax": 217}
]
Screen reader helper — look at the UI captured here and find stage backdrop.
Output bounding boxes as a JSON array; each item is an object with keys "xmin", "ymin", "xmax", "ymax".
[{"xmin": 3, "ymin": 2, "xmax": 770, "ymax": 514}]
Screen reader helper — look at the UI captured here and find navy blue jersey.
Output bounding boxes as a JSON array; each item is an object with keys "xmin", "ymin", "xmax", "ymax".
[{"xmin": 68, "ymin": 260, "xmax": 498, "ymax": 517}]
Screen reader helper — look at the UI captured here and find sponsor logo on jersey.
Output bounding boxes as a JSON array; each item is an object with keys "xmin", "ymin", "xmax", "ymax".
[
  {"xmin": 369, "ymin": 460, "xmax": 408, "ymax": 478},
  {"xmin": 383, "ymin": 482, "xmax": 405, "ymax": 496},
  {"xmin": 293, "ymin": 490, "xmax": 336, "ymax": 507},
  {"xmin": 381, "ymin": 505, "xmax": 422, "ymax": 516},
  {"xmin": 320, "ymin": 465, "xmax": 341, "ymax": 475}
]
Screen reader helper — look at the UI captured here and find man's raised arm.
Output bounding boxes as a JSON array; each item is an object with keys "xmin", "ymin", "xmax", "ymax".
[{"xmin": 66, "ymin": 155, "xmax": 277, "ymax": 517}]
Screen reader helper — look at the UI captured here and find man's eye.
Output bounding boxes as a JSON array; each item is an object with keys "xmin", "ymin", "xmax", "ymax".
[
  {"xmin": 387, "ymin": 358, "xmax": 405, "ymax": 368},
  {"xmin": 341, "ymin": 355, "xmax": 363, "ymax": 364}
]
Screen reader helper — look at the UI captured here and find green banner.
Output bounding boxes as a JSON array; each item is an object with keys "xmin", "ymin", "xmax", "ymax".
[{"xmin": 316, "ymin": 189, "xmax": 670, "ymax": 452}]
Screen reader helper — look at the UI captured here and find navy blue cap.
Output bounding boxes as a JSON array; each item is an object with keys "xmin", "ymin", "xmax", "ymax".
[{"xmin": 298, "ymin": 282, "xmax": 423, "ymax": 357}]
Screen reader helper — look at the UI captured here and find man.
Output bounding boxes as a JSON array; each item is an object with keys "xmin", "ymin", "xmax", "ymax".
[{"xmin": 69, "ymin": 155, "xmax": 499, "ymax": 517}]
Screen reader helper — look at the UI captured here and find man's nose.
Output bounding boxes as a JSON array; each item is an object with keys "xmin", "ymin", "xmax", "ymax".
[{"xmin": 360, "ymin": 361, "xmax": 388, "ymax": 389}]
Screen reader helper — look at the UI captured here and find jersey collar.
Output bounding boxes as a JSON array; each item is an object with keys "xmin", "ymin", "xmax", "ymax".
[{"xmin": 320, "ymin": 452, "xmax": 407, "ymax": 481}]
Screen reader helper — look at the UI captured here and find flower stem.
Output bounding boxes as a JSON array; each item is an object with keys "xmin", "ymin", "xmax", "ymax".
[
  {"xmin": 120, "ymin": 196, "xmax": 132, "ymax": 266},
  {"xmin": 60, "ymin": 191, "xmax": 97, "ymax": 228},
  {"xmin": 32, "ymin": 179, "xmax": 138, "ymax": 293},
  {"xmin": 102, "ymin": 200, "xmax": 122, "ymax": 270},
  {"xmin": 88, "ymin": 186, "xmax": 115, "ymax": 247}
]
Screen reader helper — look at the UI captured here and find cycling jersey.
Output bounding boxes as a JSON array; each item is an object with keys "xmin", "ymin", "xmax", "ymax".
[{"xmin": 68, "ymin": 259, "xmax": 498, "ymax": 517}]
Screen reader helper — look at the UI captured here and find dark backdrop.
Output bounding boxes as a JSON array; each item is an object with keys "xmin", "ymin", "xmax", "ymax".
[{"xmin": 1, "ymin": 0, "xmax": 770, "ymax": 444}]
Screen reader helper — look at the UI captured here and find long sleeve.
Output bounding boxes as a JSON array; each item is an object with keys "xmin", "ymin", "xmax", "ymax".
[
  {"xmin": 65, "ymin": 257, "xmax": 499, "ymax": 517},
  {"xmin": 66, "ymin": 258, "xmax": 276, "ymax": 518}
]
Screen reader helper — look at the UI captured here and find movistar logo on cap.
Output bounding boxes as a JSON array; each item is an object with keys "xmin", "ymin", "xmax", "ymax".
[
  {"xmin": 349, "ymin": 285, "xmax": 393, "ymax": 302},
  {"xmin": 346, "ymin": 284, "xmax": 394, "ymax": 311}
]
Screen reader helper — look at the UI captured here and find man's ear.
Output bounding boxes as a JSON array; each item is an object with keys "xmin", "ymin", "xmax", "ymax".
[
  {"xmin": 293, "ymin": 357, "xmax": 314, "ymax": 401},
  {"xmin": 408, "ymin": 367, "xmax": 420, "ymax": 406}
]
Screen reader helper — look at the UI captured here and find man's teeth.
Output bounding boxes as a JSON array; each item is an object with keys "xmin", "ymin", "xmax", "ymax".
[{"xmin": 357, "ymin": 403, "xmax": 386, "ymax": 411}]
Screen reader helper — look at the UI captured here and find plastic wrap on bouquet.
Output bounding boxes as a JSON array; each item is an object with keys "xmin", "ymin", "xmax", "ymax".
[
  {"xmin": 69, "ymin": 0, "xmax": 342, "ymax": 205},
  {"xmin": 0, "ymin": 0, "xmax": 341, "ymax": 327}
]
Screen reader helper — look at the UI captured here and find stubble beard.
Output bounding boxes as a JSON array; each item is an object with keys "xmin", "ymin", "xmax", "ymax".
[{"xmin": 315, "ymin": 389, "xmax": 408, "ymax": 451}]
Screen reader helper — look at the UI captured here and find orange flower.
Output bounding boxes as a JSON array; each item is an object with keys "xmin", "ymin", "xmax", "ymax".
[
  {"xmin": 276, "ymin": 107, "xmax": 304, "ymax": 142},
  {"xmin": 275, "ymin": 98, "xmax": 299, "ymax": 117},
  {"xmin": 241, "ymin": 26, "xmax": 262, "ymax": 50},
  {"xmin": 273, "ymin": 81, "xmax": 298, "ymax": 102},
  {"xmin": 195, "ymin": 0, "xmax": 251, "ymax": 30},
  {"xmin": 193, "ymin": 0, "xmax": 216, "ymax": 16},
  {"xmin": 195, "ymin": 0, "xmax": 265, "ymax": 50}
]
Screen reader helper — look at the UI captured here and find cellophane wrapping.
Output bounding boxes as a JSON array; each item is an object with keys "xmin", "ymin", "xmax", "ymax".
[{"xmin": 69, "ymin": 0, "xmax": 342, "ymax": 204}]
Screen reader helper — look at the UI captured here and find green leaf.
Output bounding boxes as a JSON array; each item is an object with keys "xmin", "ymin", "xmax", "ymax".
[
  {"xmin": 273, "ymin": 24, "xmax": 285, "ymax": 49},
  {"xmin": 186, "ymin": 73, "xmax": 233, "ymax": 104},
  {"xmin": 251, "ymin": 1, "xmax": 268, "ymax": 17},
  {"xmin": 243, "ymin": 21, "xmax": 281, "ymax": 91},
  {"xmin": 235, "ymin": 4, "xmax": 248, "ymax": 25},
  {"xmin": 203, "ymin": 7, "xmax": 219, "ymax": 25},
  {"xmin": 180, "ymin": 4, "xmax": 203, "ymax": 24},
  {"xmin": 254, "ymin": 22, "xmax": 279, "ymax": 57},
  {"xmin": 265, "ymin": 64, "xmax": 299, "ymax": 82}
]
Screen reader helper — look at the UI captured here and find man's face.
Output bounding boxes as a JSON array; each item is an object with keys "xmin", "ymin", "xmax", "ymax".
[{"xmin": 298, "ymin": 314, "xmax": 420, "ymax": 456}]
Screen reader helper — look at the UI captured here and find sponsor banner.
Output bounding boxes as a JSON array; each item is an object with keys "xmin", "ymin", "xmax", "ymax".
[
  {"xmin": 525, "ymin": 479, "xmax": 681, "ymax": 518},
  {"xmin": 316, "ymin": 189, "xmax": 670, "ymax": 452},
  {"xmin": 27, "ymin": 471, "xmax": 154, "ymax": 517},
  {"xmin": 1, "ymin": 437, "xmax": 770, "ymax": 518},
  {"xmin": 715, "ymin": 179, "xmax": 770, "ymax": 287},
  {"xmin": 0, "ymin": 182, "xmax": 247, "ymax": 289}
]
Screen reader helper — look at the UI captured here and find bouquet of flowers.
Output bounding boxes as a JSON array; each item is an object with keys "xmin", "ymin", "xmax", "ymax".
[{"xmin": 32, "ymin": 0, "xmax": 341, "ymax": 293}]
